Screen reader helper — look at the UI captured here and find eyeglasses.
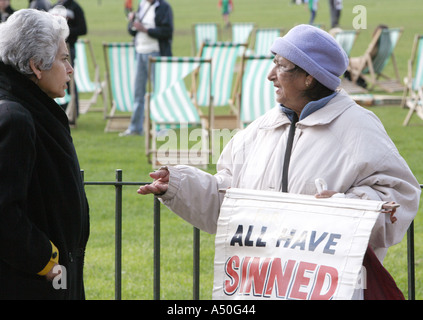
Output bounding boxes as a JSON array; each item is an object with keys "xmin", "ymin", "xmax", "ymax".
[{"xmin": 272, "ymin": 59, "xmax": 299, "ymax": 73}]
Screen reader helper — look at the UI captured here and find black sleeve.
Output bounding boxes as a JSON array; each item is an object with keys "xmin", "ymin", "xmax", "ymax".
[{"xmin": 0, "ymin": 102, "xmax": 52, "ymax": 275}]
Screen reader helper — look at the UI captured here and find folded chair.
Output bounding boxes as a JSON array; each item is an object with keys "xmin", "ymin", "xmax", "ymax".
[
  {"xmin": 236, "ymin": 54, "xmax": 277, "ymax": 127},
  {"xmin": 191, "ymin": 23, "xmax": 221, "ymax": 54},
  {"xmin": 196, "ymin": 42, "xmax": 246, "ymax": 118},
  {"xmin": 348, "ymin": 27, "xmax": 404, "ymax": 93},
  {"xmin": 402, "ymin": 35, "xmax": 423, "ymax": 126},
  {"xmin": 102, "ymin": 42, "xmax": 136, "ymax": 132},
  {"xmin": 250, "ymin": 28, "xmax": 283, "ymax": 56},
  {"xmin": 146, "ymin": 56, "xmax": 212, "ymax": 167},
  {"xmin": 74, "ymin": 39, "xmax": 102, "ymax": 113}
]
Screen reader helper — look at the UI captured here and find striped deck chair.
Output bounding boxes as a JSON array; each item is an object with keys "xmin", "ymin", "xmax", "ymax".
[
  {"xmin": 74, "ymin": 39, "xmax": 102, "ymax": 113},
  {"xmin": 146, "ymin": 57, "xmax": 212, "ymax": 167},
  {"xmin": 237, "ymin": 55, "xmax": 277, "ymax": 127},
  {"xmin": 192, "ymin": 23, "xmax": 221, "ymax": 54},
  {"xmin": 231, "ymin": 22, "xmax": 255, "ymax": 56},
  {"xmin": 250, "ymin": 28, "xmax": 283, "ymax": 56},
  {"xmin": 197, "ymin": 42, "xmax": 246, "ymax": 115},
  {"xmin": 348, "ymin": 27, "xmax": 404, "ymax": 92},
  {"xmin": 403, "ymin": 35, "xmax": 423, "ymax": 125},
  {"xmin": 102, "ymin": 42, "xmax": 136, "ymax": 132},
  {"xmin": 333, "ymin": 29, "xmax": 359, "ymax": 57}
]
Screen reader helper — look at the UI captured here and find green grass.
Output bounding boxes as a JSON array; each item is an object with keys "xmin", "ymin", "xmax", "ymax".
[{"xmin": 10, "ymin": 0, "xmax": 423, "ymax": 299}]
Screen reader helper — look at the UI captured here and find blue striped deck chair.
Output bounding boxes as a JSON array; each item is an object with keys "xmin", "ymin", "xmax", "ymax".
[
  {"xmin": 146, "ymin": 56, "xmax": 212, "ymax": 167},
  {"xmin": 102, "ymin": 42, "xmax": 136, "ymax": 132},
  {"xmin": 192, "ymin": 23, "xmax": 221, "ymax": 54},
  {"xmin": 197, "ymin": 42, "xmax": 246, "ymax": 115},
  {"xmin": 333, "ymin": 29, "xmax": 359, "ymax": 57},
  {"xmin": 403, "ymin": 35, "xmax": 423, "ymax": 125},
  {"xmin": 251, "ymin": 28, "xmax": 283, "ymax": 56},
  {"xmin": 237, "ymin": 55, "xmax": 277, "ymax": 127},
  {"xmin": 74, "ymin": 39, "xmax": 102, "ymax": 113},
  {"xmin": 349, "ymin": 27, "xmax": 404, "ymax": 92}
]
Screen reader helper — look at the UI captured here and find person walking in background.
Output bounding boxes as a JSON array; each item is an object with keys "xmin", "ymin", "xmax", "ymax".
[
  {"xmin": 219, "ymin": 0, "xmax": 233, "ymax": 28},
  {"xmin": 0, "ymin": 0, "xmax": 13, "ymax": 22},
  {"xmin": 124, "ymin": 0, "xmax": 132, "ymax": 17},
  {"xmin": 120, "ymin": 0, "xmax": 173, "ymax": 137},
  {"xmin": 329, "ymin": 0, "xmax": 342, "ymax": 28},
  {"xmin": 308, "ymin": 0, "xmax": 318, "ymax": 25},
  {"xmin": 0, "ymin": 8, "xmax": 89, "ymax": 299}
]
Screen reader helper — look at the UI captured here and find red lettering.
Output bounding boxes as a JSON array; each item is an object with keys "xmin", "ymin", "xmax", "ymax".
[
  {"xmin": 224, "ymin": 256, "xmax": 240, "ymax": 295},
  {"xmin": 310, "ymin": 265, "xmax": 339, "ymax": 300},
  {"xmin": 243, "ymin": 257, "xmax": 271, "ymax": 296},
  {"xmin": 289, "ymin": 262, "xmax": 317, "ymax": 300},
  {"xmin": 239, "ymin": 256, "xmax": 251, "ymax": 293},
  {"xmin": 265, "ymin": 258, "xmax": 295, "ymax": 298}
]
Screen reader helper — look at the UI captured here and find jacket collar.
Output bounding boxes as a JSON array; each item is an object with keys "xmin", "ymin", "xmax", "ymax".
[{"xmin": 259, "ymin": 89, "xmax": 355, "ymax": 129}]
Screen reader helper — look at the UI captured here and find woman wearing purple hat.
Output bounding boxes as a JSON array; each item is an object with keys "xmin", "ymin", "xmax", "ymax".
[{"xmin": 138, "ymin": 25, "xmax": 420, "ymax": 299}]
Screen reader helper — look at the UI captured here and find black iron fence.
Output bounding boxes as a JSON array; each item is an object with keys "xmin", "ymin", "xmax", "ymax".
[
  {"xmin": 81, "ymin": 169, "xmax": 421, "ymax": 300},
  {"xmin": 81, "ymin": 169, "xmax": 200, "ymax": 300}
]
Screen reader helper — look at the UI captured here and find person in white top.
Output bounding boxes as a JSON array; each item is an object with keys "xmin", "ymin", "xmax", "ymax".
[
  {"xmin": 137, "ymin": 25, "xmax": 420, "ymax": 299},
  {"xmin": 120, "ymin": 0, "xmax": 173, "ymax": 136}
]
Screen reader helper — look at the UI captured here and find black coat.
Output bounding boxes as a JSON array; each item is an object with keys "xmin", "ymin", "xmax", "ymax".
[{"xmin": 0, "ymin": 62, "xmax": 89, "ymax": 299}]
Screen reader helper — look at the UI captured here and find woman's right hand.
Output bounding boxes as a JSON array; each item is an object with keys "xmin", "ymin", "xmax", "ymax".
[{"xmin": 137, "ymin": 167, "xmax": 169, "ymax": 195}]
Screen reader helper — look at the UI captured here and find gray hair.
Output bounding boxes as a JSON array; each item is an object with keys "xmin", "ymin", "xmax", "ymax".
[{"xmin": 0, "ymin": 9, "xmax": 69, "ymax": 75}]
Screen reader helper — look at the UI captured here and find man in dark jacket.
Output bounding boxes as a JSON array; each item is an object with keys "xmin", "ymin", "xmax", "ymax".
[{"xmin": 120, "ymin": 0, "xmax": 173, "ymax": 136}]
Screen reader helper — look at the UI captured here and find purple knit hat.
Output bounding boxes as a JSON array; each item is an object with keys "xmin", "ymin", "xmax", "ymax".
[{"xmin": 270, "ymin": 24, "xmax": 349, "ymax": 90}]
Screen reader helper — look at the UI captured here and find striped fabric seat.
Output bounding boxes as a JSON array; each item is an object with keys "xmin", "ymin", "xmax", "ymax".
[
  {"xmin": 333, "ymin": 29, "xmax": 358, "ymax": 57},
  {"xmin": 192, "ymin": 23, "xmax": 220, "ymax": 54},
  {"xmin": 252, "ymin": 28, "xmax": 283, "ymax": 55},
  {"xmin": 74, "ymin": 39, "xmax": 102, "ymax": 112},
  {"xmin": 238, "ymin": 55, "xmax": 276, "ymax": 127},
  {"xmin": 197, "ymin": 42, "xmax": 246, "ymax": 109},
  {"xmin": 231, "ymin": 23, "xmax": 254, "ymax": 57},
  {"xmin": 103, "ymin": 42, "xmax": 136, "ymax": 131},
  {"xmin": 231, "ymin": 22, "xmax": 255, "ymax": 45},
  {"xmin": 348, "ymin": 27, "xmax": 404, "ymax": 93},
  {"xmin": 146, "ymin": 57, "xmax": 212, "ymax": 167}
]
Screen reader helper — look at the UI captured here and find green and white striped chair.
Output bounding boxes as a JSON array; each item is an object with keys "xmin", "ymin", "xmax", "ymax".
[
  {"xmin": 232, "ymin": 22, "xmax": 255, "ymax": 44},
  {"xmin": 251, "ymin": 28, "xmax": 283, "ymax": 56},
  {"xmin": 192, "ymin": 23, "xmax": 221, "ymax": 54},
  {"xmin": 146, "ymin": 56, "xmax": 212, "ymax": 167},
  {"xmin": 403, "ymin": 35, "xmax": 423, "ymax": 125},
  {"xmin": 237, "ymin": 55, "xmax": 277, "ymax": 127},
  {"xmin": 231, "ymin": 22, "xmax": 255, "ymax": 56},
  {"xmin": 102, "ymin": 42, "xmax": 136, "ymax": 132},
  {"xmin": 197, "ymin": 42, "xmax": 246, "ymax": 114},
  {"xmin": 74, "ymin": 39, "xmax": 102, "ymax": 112},
  {"xmin": 349, "ymin": 27, "xmax": 404, "ymax": 93},
  {"xmin": 333, "ymin": 29, "xmax": 359, "ymax": 57}
]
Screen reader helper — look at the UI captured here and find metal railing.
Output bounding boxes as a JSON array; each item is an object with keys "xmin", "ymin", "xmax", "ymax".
[
  {"xmin": 81, "ymin": 170, "xmax": 421, "ymax": 300},
  {"xmin": 81, "ymin": 169, "xmax": 201, "ymax": 300}
]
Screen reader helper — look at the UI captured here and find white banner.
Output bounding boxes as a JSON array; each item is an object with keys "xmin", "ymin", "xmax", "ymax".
[{"xmin": 213, "ymin": 188, "xmax": 384, "ymax": 300}]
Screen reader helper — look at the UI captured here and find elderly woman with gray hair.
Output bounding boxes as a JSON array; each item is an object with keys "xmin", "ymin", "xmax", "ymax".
[
  {"xmin": 0, "ymin": 9, "xmax": 89, "ymax": 299},
  {"xmin": 139, "ymin": 25, "xmax": 420, "ymax": 299}
]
